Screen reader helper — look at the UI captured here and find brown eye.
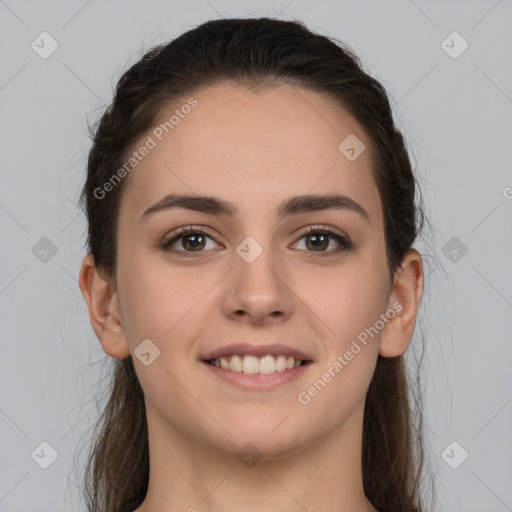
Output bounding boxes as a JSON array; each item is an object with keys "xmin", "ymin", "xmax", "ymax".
[
  {"xmin": 293, "ymin": 226, "xmax": 352, "ymax": 257},
  {"xmin": 177, "ymin": 232, "xmax": 206, "ymax": 251},
  {"xmin": 304, "ymin": 233, "xmax": 330, "ymax": 251},
  {"xmin": 160, "ymin": 227, "xmax": 220, "ymax": 258}
]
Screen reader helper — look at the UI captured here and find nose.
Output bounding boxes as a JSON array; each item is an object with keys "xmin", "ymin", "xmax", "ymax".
[{"xmin": 221, "ymin": 240, "xmax": 295, "ymax": 325}]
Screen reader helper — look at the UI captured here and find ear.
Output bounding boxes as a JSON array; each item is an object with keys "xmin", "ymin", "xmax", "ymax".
[
  {"xmin": 379, "ymin": 249, "xmax": 424, "ymax": 358},
  {"xmin": 78, "ymin": 254, "xmax": 131, "ymax": 359}
]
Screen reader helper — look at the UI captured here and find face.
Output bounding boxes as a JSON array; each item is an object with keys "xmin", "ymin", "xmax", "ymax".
[{"xmin": 113, "ymin": 84, "xmax": 395, "ymax": 457}]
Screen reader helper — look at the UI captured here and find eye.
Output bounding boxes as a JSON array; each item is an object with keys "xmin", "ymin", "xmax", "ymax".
[
  {"xmin": 292, "ymin": 225, "xmax": 352, "ymax": 257},
  {"xmin": 160, "ymin": 226, "xmax": 221, "ymax": 258}
]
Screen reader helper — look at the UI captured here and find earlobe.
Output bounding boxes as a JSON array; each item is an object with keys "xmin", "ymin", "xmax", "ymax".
[
  {"xmin": 379, "ymin": 249, "xmax": 424, "ymax": 358},
  {"xmin": 78, "ymin": 254, "xmax": 131, "ymax": 359}
]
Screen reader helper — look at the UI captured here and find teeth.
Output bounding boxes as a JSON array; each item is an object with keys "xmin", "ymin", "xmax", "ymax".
[
  {"xmin": 243, "ymin": 355, "xmax": 260, "ymax": 374},
  {"xmin": 230, "ymin": 354, "xmax": 243, "ymax": 372},
  {"xmin": 210, "ymin": 354, "xmax": 304, "ymax": 374},
  {"xmin": 259, "ymin": 355, "xmax": 276, "ymax": 374}
]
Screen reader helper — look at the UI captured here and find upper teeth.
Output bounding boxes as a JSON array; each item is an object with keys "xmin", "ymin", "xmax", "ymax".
[{"xmin": 210, "ymin": 354, "xmax": 302, "ymax": 374}]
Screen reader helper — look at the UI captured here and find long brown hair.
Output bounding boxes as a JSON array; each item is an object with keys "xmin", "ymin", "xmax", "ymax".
[{"xmin": 77, "ymin": 17, "xmax": 436, "ymax": 512}]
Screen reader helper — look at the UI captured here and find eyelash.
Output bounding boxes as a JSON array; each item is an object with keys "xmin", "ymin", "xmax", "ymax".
[{"xmin": 159, "ymin": 225, "xmax": 353, "ymax": 259}]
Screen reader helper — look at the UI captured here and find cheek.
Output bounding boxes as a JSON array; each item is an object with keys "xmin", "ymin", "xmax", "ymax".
[
  {"xmin": 118, "ymin": 257, "xmax": 215, "ymax": 357},
  {"xmin": 297, "ymin": 263, "xmax": 389, "ymax": 352},
  {"xmin": 295, "ymin": 268, "xmax": 387, "ymax": 425}
]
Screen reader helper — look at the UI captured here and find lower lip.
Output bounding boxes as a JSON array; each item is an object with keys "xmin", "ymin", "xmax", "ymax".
[{"xmin": 202, "ymin": 361, "xmax": 313, "ymax": 390}]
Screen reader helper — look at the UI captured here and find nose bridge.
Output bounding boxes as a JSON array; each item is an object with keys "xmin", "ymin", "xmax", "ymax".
[
  {"xmin": 224, "ymin": 230, "xmax": 294, "ymax": 320},
  {"xmin": 235, "ymin": 231, "xmax": 283, "ymax": 292}
]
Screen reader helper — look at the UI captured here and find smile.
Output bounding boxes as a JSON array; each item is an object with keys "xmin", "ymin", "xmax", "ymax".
[
  {"xmin": 203, "ymin": 354, "xmax": 313, "ymax": 390},
  {"xmin": 207, "ymin": 354, "xmax": 306, "ymax": 374}
]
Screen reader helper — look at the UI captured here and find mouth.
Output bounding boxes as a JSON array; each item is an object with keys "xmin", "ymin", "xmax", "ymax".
[{"xmin": 201, "ymin": 351, "xmax": 314, "ymax": 390}]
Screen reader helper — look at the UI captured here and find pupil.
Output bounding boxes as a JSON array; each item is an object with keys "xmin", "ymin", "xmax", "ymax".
[
  {"xmin": 308, "ymin": 234, "xmax": 327, "ymax": 250},
  {"xmin": 186, "ymin": 234, "xmax": 204, "ymax": 250}
]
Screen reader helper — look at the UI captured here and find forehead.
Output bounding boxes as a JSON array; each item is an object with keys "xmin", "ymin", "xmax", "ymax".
[{"xmin": 119, "ymin": 84, "xmax": 382, "ymax": 226}]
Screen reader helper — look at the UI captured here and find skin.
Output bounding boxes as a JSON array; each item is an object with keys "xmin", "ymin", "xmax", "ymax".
[{"xmin": 79, "ymin": 83, "xmax": 423, "ymax": 512}]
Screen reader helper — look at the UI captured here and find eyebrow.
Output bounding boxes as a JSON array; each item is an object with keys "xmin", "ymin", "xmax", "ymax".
[{"xmin": 138, "ymin": 193, "xmax": 371, "ymax": 226}]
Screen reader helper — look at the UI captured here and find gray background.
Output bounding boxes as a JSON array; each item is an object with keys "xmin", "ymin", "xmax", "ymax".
[{"xmin": 1, "ymin": 1, "xmax": 511, "ymax": 511}]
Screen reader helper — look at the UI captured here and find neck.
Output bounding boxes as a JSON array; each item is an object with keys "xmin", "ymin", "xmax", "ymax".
[{"xmin": 135, "ymin": 401, "xmax": 378, "ymax": 512}]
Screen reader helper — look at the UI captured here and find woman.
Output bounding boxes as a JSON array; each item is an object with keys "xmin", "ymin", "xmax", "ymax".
[{"xmin": 78, "ymin": 16, "xmax": 434, "ymax": 512}]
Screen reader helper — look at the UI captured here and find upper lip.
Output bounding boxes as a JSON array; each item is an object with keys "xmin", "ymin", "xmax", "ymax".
[{"xmin": 202, "ymin": 343, "xmax": 313, "ymax": 362}]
